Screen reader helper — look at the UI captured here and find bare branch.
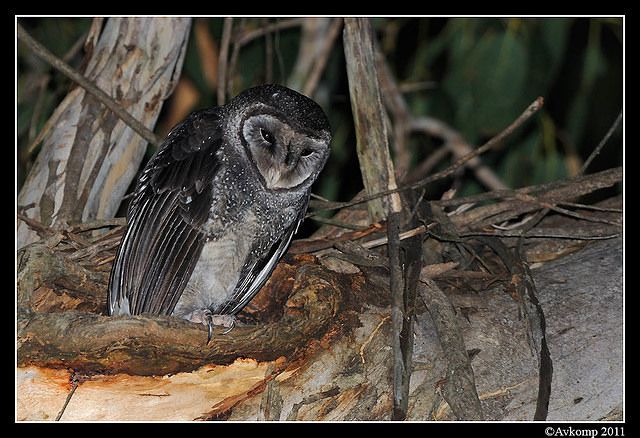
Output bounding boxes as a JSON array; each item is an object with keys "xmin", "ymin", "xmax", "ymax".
[{"xmin": 308, "ymin": 97, "xmax": 544, "ymax": 218}]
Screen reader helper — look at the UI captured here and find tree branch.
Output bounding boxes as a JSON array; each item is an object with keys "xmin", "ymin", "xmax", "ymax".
[
  {"xmin": 343, "ymin": 17, "xmax": 402, "ymax": 222},
  {"xmin": 308, "ymin": 97, "xmax": 544, "ymax": 218},
  {"xmin": 17, "ymin": 23, "xmax": 161, "ymax": 147}
]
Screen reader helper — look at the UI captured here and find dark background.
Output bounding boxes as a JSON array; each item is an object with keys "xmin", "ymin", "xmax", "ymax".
[{"xmin": 17, "ymin": 17, "xmax": 623, "ymax": 233}]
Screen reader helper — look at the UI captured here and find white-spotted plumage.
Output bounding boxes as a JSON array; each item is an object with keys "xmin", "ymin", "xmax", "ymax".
[{"xmin": 107, "ymin": 84, "xmax": 331, "ymax": 340}]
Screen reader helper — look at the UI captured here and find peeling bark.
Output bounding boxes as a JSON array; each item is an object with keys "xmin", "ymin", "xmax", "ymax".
[
  {"xmin": 16, "ymin": 200, "xmax": 623, "ymax": 421},
  {"xmin": 17, "ymin": 17, "xmax": 191, "ymax": 248}
]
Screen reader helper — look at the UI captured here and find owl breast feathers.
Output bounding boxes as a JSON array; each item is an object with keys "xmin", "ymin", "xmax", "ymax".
[{"xmin": 107, "ymin": 84, "xmax": 331, "ymax": 336}]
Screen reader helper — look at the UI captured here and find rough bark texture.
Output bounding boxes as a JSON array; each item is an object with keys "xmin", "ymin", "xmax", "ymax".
[
  {"xmin": 343, "ymin": 17, "xmax": 401, "ymax": 221},
  {"xmin": 17, "ymin": 17, "xmax": 191, "ymax": 249},
  {"xmin": 16, "ymin": 195, "xmax": 623, "ymax": 421}
]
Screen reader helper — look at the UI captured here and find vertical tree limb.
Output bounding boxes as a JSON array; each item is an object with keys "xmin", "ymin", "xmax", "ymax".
[
  {"xmin": 290, "ymin": 17, "xmax": 344, "ymax": 97},
  {"xmin": 217, "ymin": 18, "xmax": 233, "ymax": 106},
  {"xmin": 387, "ymin": 212, "xmax": 405, "ymax": 419},
  {"xmin": 344, "ymin": 17, "xmax": 417, "ymax": 419},
  {"xmin": 388, "ymin": 207, "xmax": 423, "ymax": 420},
  {"xmin": 343, "ymin": 17, "xmax": 402, "ymax": 222}
]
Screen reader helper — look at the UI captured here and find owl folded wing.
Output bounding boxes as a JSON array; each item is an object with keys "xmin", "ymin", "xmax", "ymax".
[{"xmin": 108, "ymin": 108, "xmax": 225, "ymax": 316}]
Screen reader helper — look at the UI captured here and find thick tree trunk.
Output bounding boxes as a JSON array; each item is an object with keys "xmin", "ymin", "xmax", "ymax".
[{"xmin": 17, "ymin": 17, "xmax": 191, "ymax": 249}]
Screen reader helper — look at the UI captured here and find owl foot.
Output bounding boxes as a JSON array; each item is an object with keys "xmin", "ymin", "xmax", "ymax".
[
  {"xmin": 183, "ymin": 309, "xmax": 236, "ymax": 344},
  {"xmin": 206, "ymin": 314, "xmax": 236, "ymax": 344}
]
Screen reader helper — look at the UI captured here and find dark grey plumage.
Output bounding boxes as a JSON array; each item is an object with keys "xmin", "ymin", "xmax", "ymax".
[{"xmin": 107, "ymin": 84, "xmax": 331, "ymax": 339}]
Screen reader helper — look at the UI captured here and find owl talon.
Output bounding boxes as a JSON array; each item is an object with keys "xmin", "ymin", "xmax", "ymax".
[
  {"xmin": 181, "ymin": 309, "xmax": 235, "ymax": 344},
  {"xmin": 202, "ymin": 313, "xmax": 236, "ymax": 344},
  {"xmin": 206, "ymin": 314, "xmax": 214, "ymax": 345},
  {"xmin": 220, "ymin": 318, "xmax": 236, "ymax": 335}
]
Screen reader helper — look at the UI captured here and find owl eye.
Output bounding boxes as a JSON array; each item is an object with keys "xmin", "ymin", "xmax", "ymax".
[
  {"xmin": 300, "ymin": 148, "xmax": 314, "ymax": 157},
  {"xmin": 260, "ymin": 128, "xmax": 275, "ymax": 145}
]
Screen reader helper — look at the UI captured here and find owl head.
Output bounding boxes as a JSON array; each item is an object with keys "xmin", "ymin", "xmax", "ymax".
[{"xmin": 227, "ymin": 84, "xmax": 331, "ymax": 190}]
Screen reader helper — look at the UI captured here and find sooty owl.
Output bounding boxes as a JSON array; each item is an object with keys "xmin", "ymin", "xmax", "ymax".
[{"xmin": 107, "ymin": 84, "xmax": 331, "ymax": 341}]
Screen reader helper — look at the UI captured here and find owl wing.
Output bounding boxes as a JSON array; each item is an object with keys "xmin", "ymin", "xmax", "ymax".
[
  {"xmin": 108, "ymin": 107, "xmax": 224, "ymax": 316},
  {"xmin": 219, "ymin": 204, "xmax": 307, "ymax": 316}
]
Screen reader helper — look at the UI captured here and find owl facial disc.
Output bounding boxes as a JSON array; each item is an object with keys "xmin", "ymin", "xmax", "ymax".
[{"xmin": 242, "ymin": 113, "xmax": 331, "ymax": 189}]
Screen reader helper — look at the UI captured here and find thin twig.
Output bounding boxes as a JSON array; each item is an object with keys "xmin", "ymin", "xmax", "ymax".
[
  {"xmin": 377, "ymin": 47, "xmax": 507, "ymax": 190},
  {"xmin": 17, "ymin": 23, "xmax": 162, "ymax": 147},
  {"xmin": 303, "ymin": 18, "xmax": 344, "ymax": 97},
  {"xmin": 408, "ymin": 97, "xmax": 544, "ymax": 191},
  {"xmin": 478, "ymin": 237, "xmax": 552, "ymax": 420},
  {"xmin": 432, "ymin": 166, "xmax": 621, "ymax": 211},
  {"xmin": 446, "ymin": 167, "xmax": 621, "ymax": 230},
  {"xmin": 409, "ymin": 116, "xmax": 509, "ymax": 190},
  {"xmin": 360, "ymin": 223, "xmax": 434, "ymax": 249},
  {"xmin": 289, "ymin": 221, "xmax": 384, "ymax": 254},
  {"xmin": 227, "ymin": 18, "xmax": 247, "ymax": 98},
  {"xmin": 262, "ymin": 18, "xmax": 274, "ymax": 84},
  {"xmin": 460, "ymin": 229, "xmax": 621, "ymax": 241},
  {"xmin": 55, "ymin": 375, "xmax": 80, "ymax": 421},
  {"xmin": 16, "ymin": 213, "xmax": 56, "ymax": 236},
  {"xmin": 579, "ymin": 110, "xmax": 622, "ymax": 175},
  {"xmin": 308, "ymin": 97, "xmax": 544, "ymax": 217},
  {"xmin": 236, "ymin": 18, "xmax": 306, "ymax": 46},
  {"xmin": 498, "ymin": 192, "xmax": 622, "ymax": 227},
  {"xmin": 519, "ymin": 109, "xmax": 622, "ymax": 235},
  {"xmin": 217, "ymin": 18, "xmax": 233, "ymax": 106}
]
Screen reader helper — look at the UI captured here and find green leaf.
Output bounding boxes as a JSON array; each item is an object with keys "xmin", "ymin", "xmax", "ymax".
[{"xmin": 443, "ymin": 29, "xmax": 528, "ymax": 142}]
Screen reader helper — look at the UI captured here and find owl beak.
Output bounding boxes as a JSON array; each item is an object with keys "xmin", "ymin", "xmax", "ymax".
[
  {"xmin": 264, "ymin": 161, "xmax": 293, "ymax": 189},
  {"xmin": 283, "ymin": 150, "xmax": 296, "ymax": 168},
  {"xmin": 264, "ymin": 141, "xmax": 301, "ymax": 189},
  {"xmin": 264, "ymin": 168, "xmax": 281, "ymax": 188}
]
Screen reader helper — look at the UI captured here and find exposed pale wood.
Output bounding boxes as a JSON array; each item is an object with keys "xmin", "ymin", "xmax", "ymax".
[{"xmin": 16, "ymin": 201, "xmax": 623, "ymax": 420}]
